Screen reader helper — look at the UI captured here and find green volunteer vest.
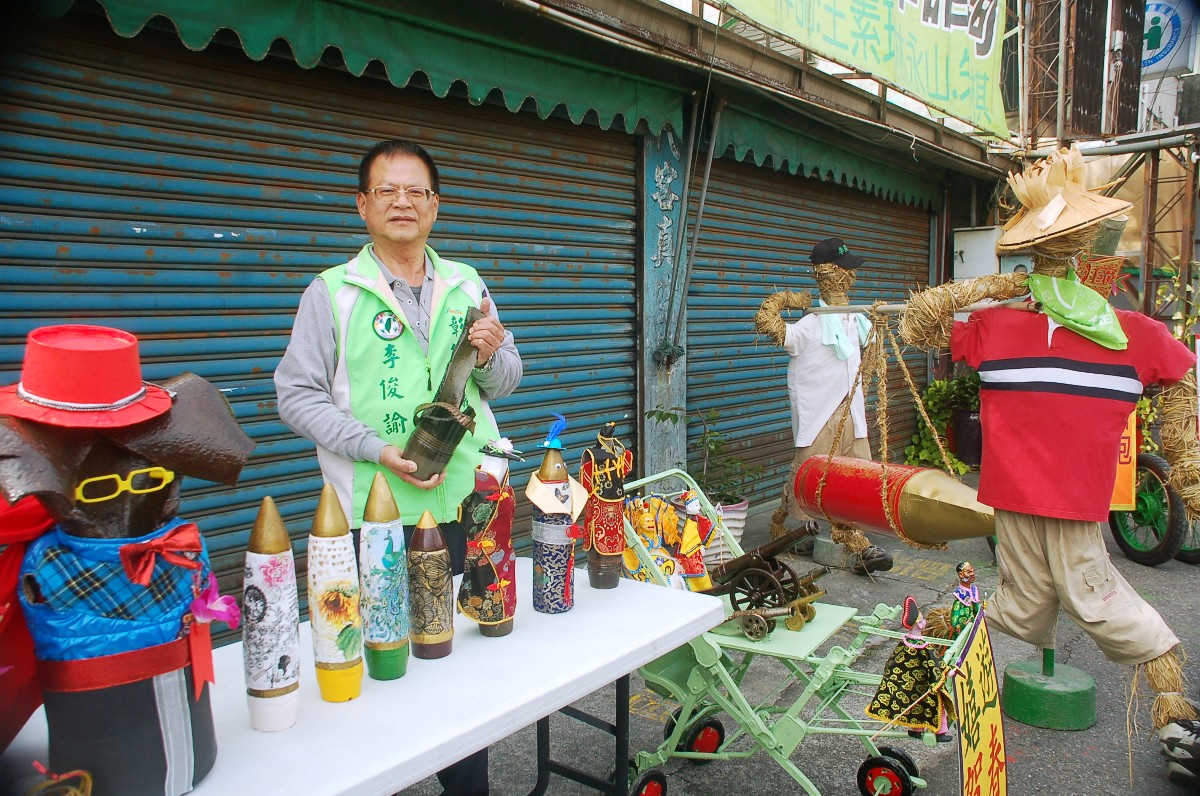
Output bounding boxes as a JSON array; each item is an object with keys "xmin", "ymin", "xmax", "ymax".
[{"xmin": 320, "ymin": 245, "xmax": 501, "ymax": 525}]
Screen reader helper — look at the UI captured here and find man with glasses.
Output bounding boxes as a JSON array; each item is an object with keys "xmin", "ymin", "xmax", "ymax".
[{"xmin": 275, "ymin": 139, "xmax": 521, "ymax": 796}]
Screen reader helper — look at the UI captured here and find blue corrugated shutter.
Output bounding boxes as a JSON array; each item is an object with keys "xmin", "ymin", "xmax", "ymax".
[
  {"xmin": 0, "ymin": 13, "xmax": 638, "ymax": 619},
  {"xmin": 686, "ymin": 156, "xmax": 934, "ymax": 510}
]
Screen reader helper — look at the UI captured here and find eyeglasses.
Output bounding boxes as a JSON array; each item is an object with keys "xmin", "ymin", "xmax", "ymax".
[
  {"xmin": 74, "ymin": 466, "xmax": 176, "ymax": 504},
  {"xmin": 365, "ymin": 185, "xmax": 436, "ymax": 206}
]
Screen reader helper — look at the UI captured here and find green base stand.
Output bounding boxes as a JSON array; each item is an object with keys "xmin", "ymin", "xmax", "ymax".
[{"xmin": 1001, "ymin": 650, "xmax": 1096, "ymax": 730}]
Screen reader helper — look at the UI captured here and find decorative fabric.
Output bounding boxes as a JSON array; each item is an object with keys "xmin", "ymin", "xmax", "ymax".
[
  {"xmin": 952, "ymin": 306, "xmax": 1195, "ymax": 521},
  {"xmin": 866, "ymin": 641, "xmax": 955, "ymax": 733},
  {"xmin": 817, "ymin": 299, "xmax": 871, "ymax": 360},
  {"xmin": 457, "ymin": 470, "xmax": 517, "ymax": 625},
  {"xmin": 950, "ymin": 585, "xmax": 981, "ymax": 635},
  {"xmin": 21, "ymin": 517, "xmax": 211, "ymax": 661},
  {"xmin": 580, "ymin": 434, "xmax": 633, "ymax": 556},
  {"xmin": 1026, "ymin": 274, "xmax": 1126, "ymax": 350},
  {"xmin": 531, "ymin": 507, "xmax": 578, "ymax": 614}
]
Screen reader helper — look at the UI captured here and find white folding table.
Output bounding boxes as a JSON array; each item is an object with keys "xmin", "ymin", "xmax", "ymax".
[{"xmin": 2, "ymin": 557, "xmax": 724, "ymax": 796}]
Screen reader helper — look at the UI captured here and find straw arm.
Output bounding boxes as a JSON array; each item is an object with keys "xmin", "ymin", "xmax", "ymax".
[
  {"xmin": 804, "ymin": 296, "xmax": 1034, "ymax": 315},
  {"xmin": 1160, "ymin": 371, "xmax": 1200, "ymax": 519},
  {"xmin": 754, "ymin": 289, "xmax": 813, "ymax": 345}
]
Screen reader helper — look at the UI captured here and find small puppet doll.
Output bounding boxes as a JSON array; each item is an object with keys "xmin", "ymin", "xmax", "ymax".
[
  {"xmin": 866, "ymin": 596, "xmax": 955, "ymax": 742},
  {"xmin": 579, "ymin": 422, "xmax": 634, "ymax": 589},
  {"xmin": 622, "ymin": 497, "xmax": 686, "ymax": 590},
  {"xmin": 675, "ymin": 490, "xmax": 714, "ymax": 591},
  {"xmin": 457, "ymin": 438, "xmax": 522, "ymax": 636},
  {"xmin": 0, "ymin": 324, "xmax": 254, "ymax": 795},
  {"xmin": 950, "ymin": 560, "xmax": 981, "ymax": 635},
  {"xmin": 525, "ymin": 415, "xmax": 587, "ymax": 614}
]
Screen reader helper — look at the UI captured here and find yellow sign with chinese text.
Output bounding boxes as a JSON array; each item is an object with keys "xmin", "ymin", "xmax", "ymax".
[
  {"xmin": 727, "ymin": 0, "xmax": 1009, "ymax": 136},
  {"xmin": 953, "ymin": 611, "xmax": 1007, "ymax": 795}
]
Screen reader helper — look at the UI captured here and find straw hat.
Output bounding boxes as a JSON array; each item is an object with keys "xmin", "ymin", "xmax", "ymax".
[
  {"xmin": 0, "ymin": 325, "xmax": 173, "ymax": 428},
  {"xmin": 997, "ymin": 146, "xmax": 1132, "ymax": 252}
]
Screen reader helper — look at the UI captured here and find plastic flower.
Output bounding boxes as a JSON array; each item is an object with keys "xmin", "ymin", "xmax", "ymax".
[{"xmin": 191, "ymin": 573, "xmax": 241, "ymax": 629}]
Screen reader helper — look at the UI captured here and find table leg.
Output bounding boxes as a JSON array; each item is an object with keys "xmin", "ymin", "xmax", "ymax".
[{"xmin": 527, "ymin": 675, "xmax": 631, "ymax": 796}]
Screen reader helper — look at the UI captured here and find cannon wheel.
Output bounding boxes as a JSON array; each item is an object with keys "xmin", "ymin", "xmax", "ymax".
[
  {"xmin": 773, "ymin": 560, "xmax": 802, "ymax": 601},
  {"xmin": 729, "ymin": 568, "xmax": 785, "ymax": 612}
]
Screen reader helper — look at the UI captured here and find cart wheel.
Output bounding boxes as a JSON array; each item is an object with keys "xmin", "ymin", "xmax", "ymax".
[
  {"xmin": 774, "ymin": 560, "xmax": 801, "ymax": 600},
  {"xmin": 663, "ymin": 707, "xmax": 684, "ymax": 741},
  {"xmin": 784, "ymin": 611, "xmax": 807, "ymax": 631},
  {"xmin": 729, "ymin": 567, "xmax": 785, "ymax": 612},
  {"xmin": 1108, "ymin": 453, "xmax": 1186, "ymax": 566},
  {"xmin": 857, "ymin": 755, "xmax": 913, "ymax": 796},
  {"xmin": 740, "ymin": 613, "xmax": 771, "ymax": 641},
  {"xmin": 680, "ymin": 718, "xmax": 725, "ymax": 762},
  {"xmin": 875, "ymin": 746, "xmax": 920, "ymax": 778},
  {"xmin": 1177, "ymin": 517, "xmax": 1200, "ymax": 564},
  {"xmin": 631, "ymin": 769, "xmax": 668, "ymax": 796}
]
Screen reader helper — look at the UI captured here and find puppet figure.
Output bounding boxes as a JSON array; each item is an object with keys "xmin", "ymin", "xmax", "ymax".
[
  {"xmin": 866, "ymin": 596, "xmax": 955, "ymax": 742},
  {"xmin": 579, "ymin": 422, "xmax": 634, "ymax": 589},
  {"xmin": 898, "ymin": 145, "xmax": 1200, "ymax": 739},
  {"xmin": 457, "ymin": 439, "xmax": 521, "ymax": 636},
  {"xmin": 0, "ymin": 325, "xmax": 254, "ymax": 795},
  {"xmin": 526, "ymin": 415, "xmax": 586, "ymax": 614},
  {"xmin": 675, "ymin": 490, "xmax": 714, "ymax": 591},
  {"xmin": 623, "ymin": 497, "xmax": 686, "ymax": 590},
  {"xmin": 950, "ymin": 561, "xmax": 981, "ymax": 635},
  {"xmin": 756, "ymin": 239, "xmax": 892, "ymax": 575}
]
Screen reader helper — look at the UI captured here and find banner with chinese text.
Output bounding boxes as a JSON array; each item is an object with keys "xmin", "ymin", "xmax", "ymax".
[
  {"xmin": 727, "ymin": 0, "xmax": 1009, "ymax": 136},
  {"xmin": 953, "ymin": 609, "xmax": 1007, "ymax": 795}
]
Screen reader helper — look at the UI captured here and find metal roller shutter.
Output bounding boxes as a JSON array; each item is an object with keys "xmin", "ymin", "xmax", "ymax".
[
  {"xmin": 686, "ymin": 156, "xmax": 934, "ymax": 510},
  {"xmin": 0, "ymin": 11, "xmax": 638, "ymax": 628}
]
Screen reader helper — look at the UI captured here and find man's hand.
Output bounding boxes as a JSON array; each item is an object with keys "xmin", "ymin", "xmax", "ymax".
[
  {"xmin": 380, "ymin": 445, "xmax": 444, "ymax": 490},
  {"xmin": 469, "ymin": 297, "xmax": 505, "ymax": 366}
]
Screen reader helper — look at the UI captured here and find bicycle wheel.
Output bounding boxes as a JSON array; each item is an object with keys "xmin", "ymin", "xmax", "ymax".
[
  {"xmin": 1109, "ymin": 453, "xmax": 1187, "ymax": 566},
  {"xmin": 1176, "ymin": 517, "xmax": 1200, "ymax": 564}
]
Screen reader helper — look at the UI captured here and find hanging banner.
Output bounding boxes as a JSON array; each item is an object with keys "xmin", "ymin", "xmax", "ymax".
[
  {"xmin": 952, "ymin": 609, "xmax": 1008, "ymax": 795},
  {"xmin": 727, "ymin": 0, "xmax": 1010, "ymax": 136}
]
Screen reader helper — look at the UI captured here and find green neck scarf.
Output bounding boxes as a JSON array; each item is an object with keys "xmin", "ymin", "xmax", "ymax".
[{"xmin": 1026, "ymin": 271, "xmax": 1127, "ymax": 350}]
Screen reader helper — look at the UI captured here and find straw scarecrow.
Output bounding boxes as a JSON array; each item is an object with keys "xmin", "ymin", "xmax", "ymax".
[
  {"xmin": 899, "ymin": 145, "xmax": 1200, "ymax": 735},
  {"xmin": 757, "ymin": 238, "xmax": 893, "ymax": 575}
]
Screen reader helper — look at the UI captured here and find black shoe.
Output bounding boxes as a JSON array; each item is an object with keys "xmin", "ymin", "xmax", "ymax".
[
  {"xmin": 1160, "ymin": 719, "xmax": 1200, "ymax": 784},
  {"xmin": 853, "ymin": 545, "xmax": 894, "ymax": 575},
  {"xmin": 908, "ymin": 730, "xmax": 954, "ymax": 744}
]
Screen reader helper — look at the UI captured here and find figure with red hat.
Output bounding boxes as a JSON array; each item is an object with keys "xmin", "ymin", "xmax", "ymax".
[
  {"xmin": 897, "ymin": 145, "xmax": 1200, "ymax": 759},
  {"xmin": 0, "ymin": 324, "xmax": 253, "ymax": 795},
  {"xmin": 755, "ymin": 237, "xmax": 893, "ymax": 575}
]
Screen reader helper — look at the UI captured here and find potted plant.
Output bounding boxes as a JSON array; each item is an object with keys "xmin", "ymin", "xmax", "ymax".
[{"xmin": 903, "ymin": 365, "xmax": 981, "ymax": 473}]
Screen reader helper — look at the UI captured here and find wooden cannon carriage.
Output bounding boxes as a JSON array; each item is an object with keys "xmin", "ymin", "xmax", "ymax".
[{"xmin": 703, "ymin": 526, "xmax": 830, "ymax": 612}]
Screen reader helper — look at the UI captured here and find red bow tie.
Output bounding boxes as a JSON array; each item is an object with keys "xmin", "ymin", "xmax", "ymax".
[{"xmin": 119, "ymin": 522, "xmax": 203, "ymax": 586}]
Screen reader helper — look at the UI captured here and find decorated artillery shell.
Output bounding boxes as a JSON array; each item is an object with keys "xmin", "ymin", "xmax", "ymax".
[
  {"xmin": 307, "ymin": 484, "xmax": 363, "ymax": 701},
  {"xmin": 408, "ymin": 510, "xmax": 454, "ymax": 659},
  {"xmin": 359, "ymin": 473, "xmax": 410, "ymax": 680},
  {"xmin": 526, "ymin": 445, "xmax": 587, "ymax": 614},
  {"xmin": 243, "ymin": 496, "xmax": 301, "ymax": 731}
]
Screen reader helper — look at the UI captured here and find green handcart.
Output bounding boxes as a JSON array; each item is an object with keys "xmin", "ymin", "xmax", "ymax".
[{"xmin": 622, "ymin": 469, "xmax": 972, "ymax": 796}]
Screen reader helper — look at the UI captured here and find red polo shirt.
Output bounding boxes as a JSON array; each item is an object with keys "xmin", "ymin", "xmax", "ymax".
[{"xmin": 951, "ymin": 306, "xmax": 1195, "ymax": 521}]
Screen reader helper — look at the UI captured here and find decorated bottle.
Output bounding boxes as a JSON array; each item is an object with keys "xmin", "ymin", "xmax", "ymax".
[
  {"xmin": 526, "ymin": 414, "xmax": 587, "ymax": 614},
  {"xmin": 409, "ymin": 510, "xmax": 454, "ymax": 659},
  {"xmin": 242, "ymin": 495, "xmax": 302, "ymax": 731},
  {"xmin": 579, "ymin": 422, "xmax": 634, "ymax": 589},
  {"xmin": 307, "ymin": 483, "xmax": 363, "ymax": 702},
  {"xmin": 457, "ymin": 439, "xmax": 521, "ymax": 637},
  {"xmin": 359, "ymin": 472, "xmax": 410, "ymax": 680}
]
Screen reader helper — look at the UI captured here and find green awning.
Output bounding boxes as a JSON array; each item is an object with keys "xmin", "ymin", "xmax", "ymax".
[
  {"xmin": 35, "ymin": 0, "xmax": 684, "ymax": 135},
  {"xmin": 718, "ymin": 105, "xmax": 941, "ymax": 208}
]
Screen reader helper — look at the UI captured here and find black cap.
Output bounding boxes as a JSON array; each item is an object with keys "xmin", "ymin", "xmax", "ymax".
[{"xmin": 809, "ymin": 237, "xmax": 865, "ymax": 268}]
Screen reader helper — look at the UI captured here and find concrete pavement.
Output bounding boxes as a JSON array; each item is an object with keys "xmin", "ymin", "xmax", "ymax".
[{"xmin": 400, "ymin": 497, "xmax": 1200, "ymax": 796}]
